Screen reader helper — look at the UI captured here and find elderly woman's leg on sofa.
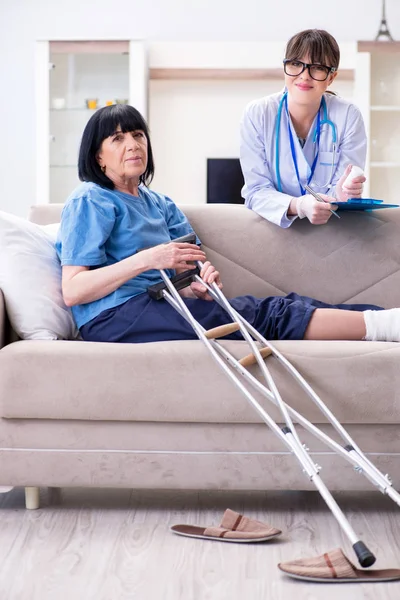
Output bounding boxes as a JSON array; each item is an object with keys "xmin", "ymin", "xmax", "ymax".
[
  {"xmin": 304, "ymin": 307, "xmax": 400, "ymax": 342},
  {"xmin": 304, "ymin": 309, "xmax": 366, "ymax": 340}
]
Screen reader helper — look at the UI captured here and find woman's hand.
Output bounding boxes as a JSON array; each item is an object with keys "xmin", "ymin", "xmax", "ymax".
[
  {"xmin": 143, "ymin": 241, "xmax": 206, "ymax": 271},
  {"xmin": 188, "ymin": 261, "xmax": 223, "ymax": 301},
  {"xmin": 336, "ymin": 164, "xmax": 366, "ymax": 201},
  {"xmin": 294, "ymin": 195, "xmax": 338, "ymax": 225},
  {"xmin": 62, "ymin": 242, "xmax": 205, "ymax": 307}
]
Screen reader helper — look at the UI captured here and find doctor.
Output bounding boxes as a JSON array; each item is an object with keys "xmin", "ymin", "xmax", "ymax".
[{"xmin": 240, "ymin": 29, "xmax": 367, "ymax": 227}]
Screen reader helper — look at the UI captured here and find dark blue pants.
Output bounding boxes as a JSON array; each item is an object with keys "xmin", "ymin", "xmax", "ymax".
[{"xmin": 80, "ymin": 292, "xmax": 383, "ymax": 344}]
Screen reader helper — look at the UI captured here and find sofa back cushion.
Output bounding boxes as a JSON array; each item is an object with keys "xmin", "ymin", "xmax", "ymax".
[
  {"xmin": 28, "ymin": 203, "xmax": 400, "ymax": 309},
  {"xmin": 183, "ymin": 204, "xmax": 400, "ymax": 308}
]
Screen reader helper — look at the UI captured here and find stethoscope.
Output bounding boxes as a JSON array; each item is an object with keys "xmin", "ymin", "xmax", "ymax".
[{"xmin": 275, "ymin": 91, "xmax": 337, "ymax": 196}]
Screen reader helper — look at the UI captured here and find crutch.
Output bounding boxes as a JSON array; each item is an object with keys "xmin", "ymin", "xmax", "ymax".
[{"xmin": 147, "ymin": 233, "xmax": 400, "ymax": 567}]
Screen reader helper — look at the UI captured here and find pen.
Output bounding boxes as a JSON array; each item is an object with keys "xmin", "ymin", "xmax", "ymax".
[{"xmin": 304, "ymin": 184, "xmax": 341, "ymax": 220}]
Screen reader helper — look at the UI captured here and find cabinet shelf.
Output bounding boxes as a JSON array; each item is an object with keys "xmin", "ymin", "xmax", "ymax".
[
  {"xmin": 36, "ymin": 39, "xmax": 146, "ymax": 204},
  {"xmin": 50, "ymin": 107, "xmax": 99, "ymax": 112},
  {"xmin": 370, "ymin": 162, "xmax": 400, "ymax": 168},
  {"xmin": 370, "ymin": 106, "xmax": 400, "ymax": 112},
  {"xmin": 50, "ymin": 164, "xmax": 77, "ymax": 168},
  {"xmin": 355, "ymin": 42, "xmax": 400, "ymax": 201}
]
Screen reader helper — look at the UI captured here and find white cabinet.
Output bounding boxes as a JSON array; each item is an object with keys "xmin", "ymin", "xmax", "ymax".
[
  {"xmin": 35, "ymin": 40, "xmax": 147, "ymax": 204},
  {"xmin": 355, "ymin": 42, "xmax": 400, "ymax": 201}
]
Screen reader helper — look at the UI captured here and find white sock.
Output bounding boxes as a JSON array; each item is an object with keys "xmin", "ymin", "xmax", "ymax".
[{"xmin": 363, "ymin": 308, "xmax": 400, "ymax": 342}]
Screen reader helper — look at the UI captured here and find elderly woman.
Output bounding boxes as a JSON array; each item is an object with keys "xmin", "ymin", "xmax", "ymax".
[{"xmin": 56, "ymin": 104, "xmax": 400, "ymax": 345}]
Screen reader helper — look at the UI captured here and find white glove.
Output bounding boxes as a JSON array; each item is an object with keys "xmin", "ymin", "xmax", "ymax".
[
  {"xmin": 343, "ymin": 165, "xmax": 364, "ymax": 187},
  {"xmin": 296, "ymin": 194, "xmax": 336, "ymax": 225},
  {"xmin": 336, "ymin": 165, "xmax": 365, "ymax": 201}
]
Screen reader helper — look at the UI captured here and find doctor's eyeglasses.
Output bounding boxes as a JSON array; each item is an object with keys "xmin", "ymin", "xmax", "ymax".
[{"xmin": 283, "ymin": 59, "xmax": 337, "ymax": 81}]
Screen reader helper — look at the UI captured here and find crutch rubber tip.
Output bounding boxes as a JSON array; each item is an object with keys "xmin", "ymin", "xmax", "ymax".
[{"xmin": 353, "ymin": 541, "xmax": 376, "ymax": 567}]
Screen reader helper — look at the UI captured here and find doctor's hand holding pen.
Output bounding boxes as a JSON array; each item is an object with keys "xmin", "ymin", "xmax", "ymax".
[
  {"xmin": 288, "ymin": 193, "xmax": 338, "ymax": 225},
  {"xmin": 289, "ymin": 164, "xmax": 366, "ymax": 225}
]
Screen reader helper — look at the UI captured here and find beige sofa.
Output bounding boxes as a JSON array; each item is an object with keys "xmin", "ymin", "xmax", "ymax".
[{"xmin": 1, "ymin": 203, "xmax": 400, "ymax": 509}]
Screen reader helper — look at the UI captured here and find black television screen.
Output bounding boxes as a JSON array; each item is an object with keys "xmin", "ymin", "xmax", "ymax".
[{"xmin": 207, "ymin": 158, "xmax": 245, "ymax": 204}]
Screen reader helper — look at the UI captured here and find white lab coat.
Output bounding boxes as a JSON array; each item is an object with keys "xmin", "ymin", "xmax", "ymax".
[{"xmin": 240, "ymin": 91, "xmax": 367, "ymax": 228}]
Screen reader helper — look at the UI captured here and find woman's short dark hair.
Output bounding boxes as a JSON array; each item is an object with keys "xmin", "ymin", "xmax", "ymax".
[
  {"xmin": 78, "ymin": 104, "xmax": 154, "ymax": 189},
  {"xmin": 285, "ymin": 29, "xmax": 340, "ymax": 70}
]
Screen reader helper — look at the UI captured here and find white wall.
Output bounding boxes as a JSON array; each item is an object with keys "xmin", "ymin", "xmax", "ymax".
[
  {"xmin": 1, "ymin": 0, "xmax": 399, "ymax": 215},
  {"xmin": 149, "ymin": 78, "xmax": 354, "ymax": 205}
]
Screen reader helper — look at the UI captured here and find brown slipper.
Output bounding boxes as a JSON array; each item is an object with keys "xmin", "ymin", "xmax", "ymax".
[
  {"xmin": 170, "ymin": 508, "xmax": 281, "ymax": 543},
  {"xmin": 278, "ymin": 547, "xmax": 400, "ymax": 583}
]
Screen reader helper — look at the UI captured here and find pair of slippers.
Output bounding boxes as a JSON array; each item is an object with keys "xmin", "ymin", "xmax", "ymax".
[{"xmin": 170, "ymin": 509, "xmax": 400, "ymax": 583}]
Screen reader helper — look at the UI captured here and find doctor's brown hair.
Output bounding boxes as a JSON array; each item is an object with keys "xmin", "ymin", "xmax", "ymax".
[{"xmin": 285, "ymin": 29, "xmax": 340, "ymax": 70}]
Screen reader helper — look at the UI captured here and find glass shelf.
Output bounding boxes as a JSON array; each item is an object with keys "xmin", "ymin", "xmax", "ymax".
[
  {"xmin": 364, "ymin": 48, "xmax": 400, "ymax": 202},
  {"xmin": 370, "ymin": 162, "xmax": 400, "ymax": 168},
  {"xmin": 370, "ymin": 106, "xmax": 400, "ymax": 111},
  {"xmin": 50, "ymin": 164, "xmax": 77, "ymax": 168},
  {"xmin": 36, "ymin": 39, "xmax": 146, "ymax": 203},
  {"xmin": 370, "ymin": 52, "xmax": 400, "ymax": 106},
  {"xmin": 50, "ymin": 107, "xmax": 100, "ymax": 112},
  {"xmin": 370, "ymin": 109, "xmax": 400, "ymax": 163},
  {"xmin": 48, "ymin": 43, "xmax": 129, "ymax": 203}
]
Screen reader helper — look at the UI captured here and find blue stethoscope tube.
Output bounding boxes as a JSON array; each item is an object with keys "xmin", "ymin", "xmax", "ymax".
[{"xmin": 275, "ymin": 91, "xmax": 337, "ymax": 195}]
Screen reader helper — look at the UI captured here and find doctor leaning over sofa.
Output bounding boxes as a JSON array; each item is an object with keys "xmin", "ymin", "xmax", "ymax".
[
  {"xmin": 56, "ymin": 103, "xmax": 400, "ymax": 345},
  {"xmin": 240, "ymin": 29, "xmax": 367, "ymax": 227}
]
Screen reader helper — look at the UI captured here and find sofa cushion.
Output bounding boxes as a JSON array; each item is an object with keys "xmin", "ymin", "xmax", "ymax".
[
  {"xmin": 0, "ymin": 211, "xmax": 78, "ymax": 340},
  {"xmin": 1, "ymin": 338, "xmax": 399, "ymax": 424}
]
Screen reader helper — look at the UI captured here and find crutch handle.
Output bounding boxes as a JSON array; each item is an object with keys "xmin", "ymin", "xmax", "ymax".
[
  {"xmin": 147, "ymin": 267, "xmax": 200, "ymax": 300},
  {"xmin": 204, "ymin": 323, "xmax": 240, "ymax": 339},
  {"xmin": 353, "ymin": 541, "xmax": 376, "ymax": 567},
  {"xmin": 169, "ymin": 232, "xmax": 198, "ymax": 245},
  {"xmin": 139, "ymin": 232, "xmax": 198, "ymax": 251},
  {"xmin": 144, "ymin": 233, "xmax": 201, "ymax": 299},
  {"xmin": 239, "ymin": 347, "xmax": 273, "ymax": 368}
]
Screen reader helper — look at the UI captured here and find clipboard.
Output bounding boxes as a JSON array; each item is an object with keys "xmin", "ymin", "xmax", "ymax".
[{"xmin": 333, "ymin": 198, "xmax": 400, "ymax": 211}]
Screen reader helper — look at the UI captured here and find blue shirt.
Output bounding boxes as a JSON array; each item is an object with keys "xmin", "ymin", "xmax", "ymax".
[{"xmin": 56, "ymin": 182, "xmax": 199, "ymax": 328}]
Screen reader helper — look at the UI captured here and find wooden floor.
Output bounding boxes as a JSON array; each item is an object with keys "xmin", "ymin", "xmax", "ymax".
[{"xmin": 0, "ymin": 487, "xmax": 399, "ymax": 599}]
